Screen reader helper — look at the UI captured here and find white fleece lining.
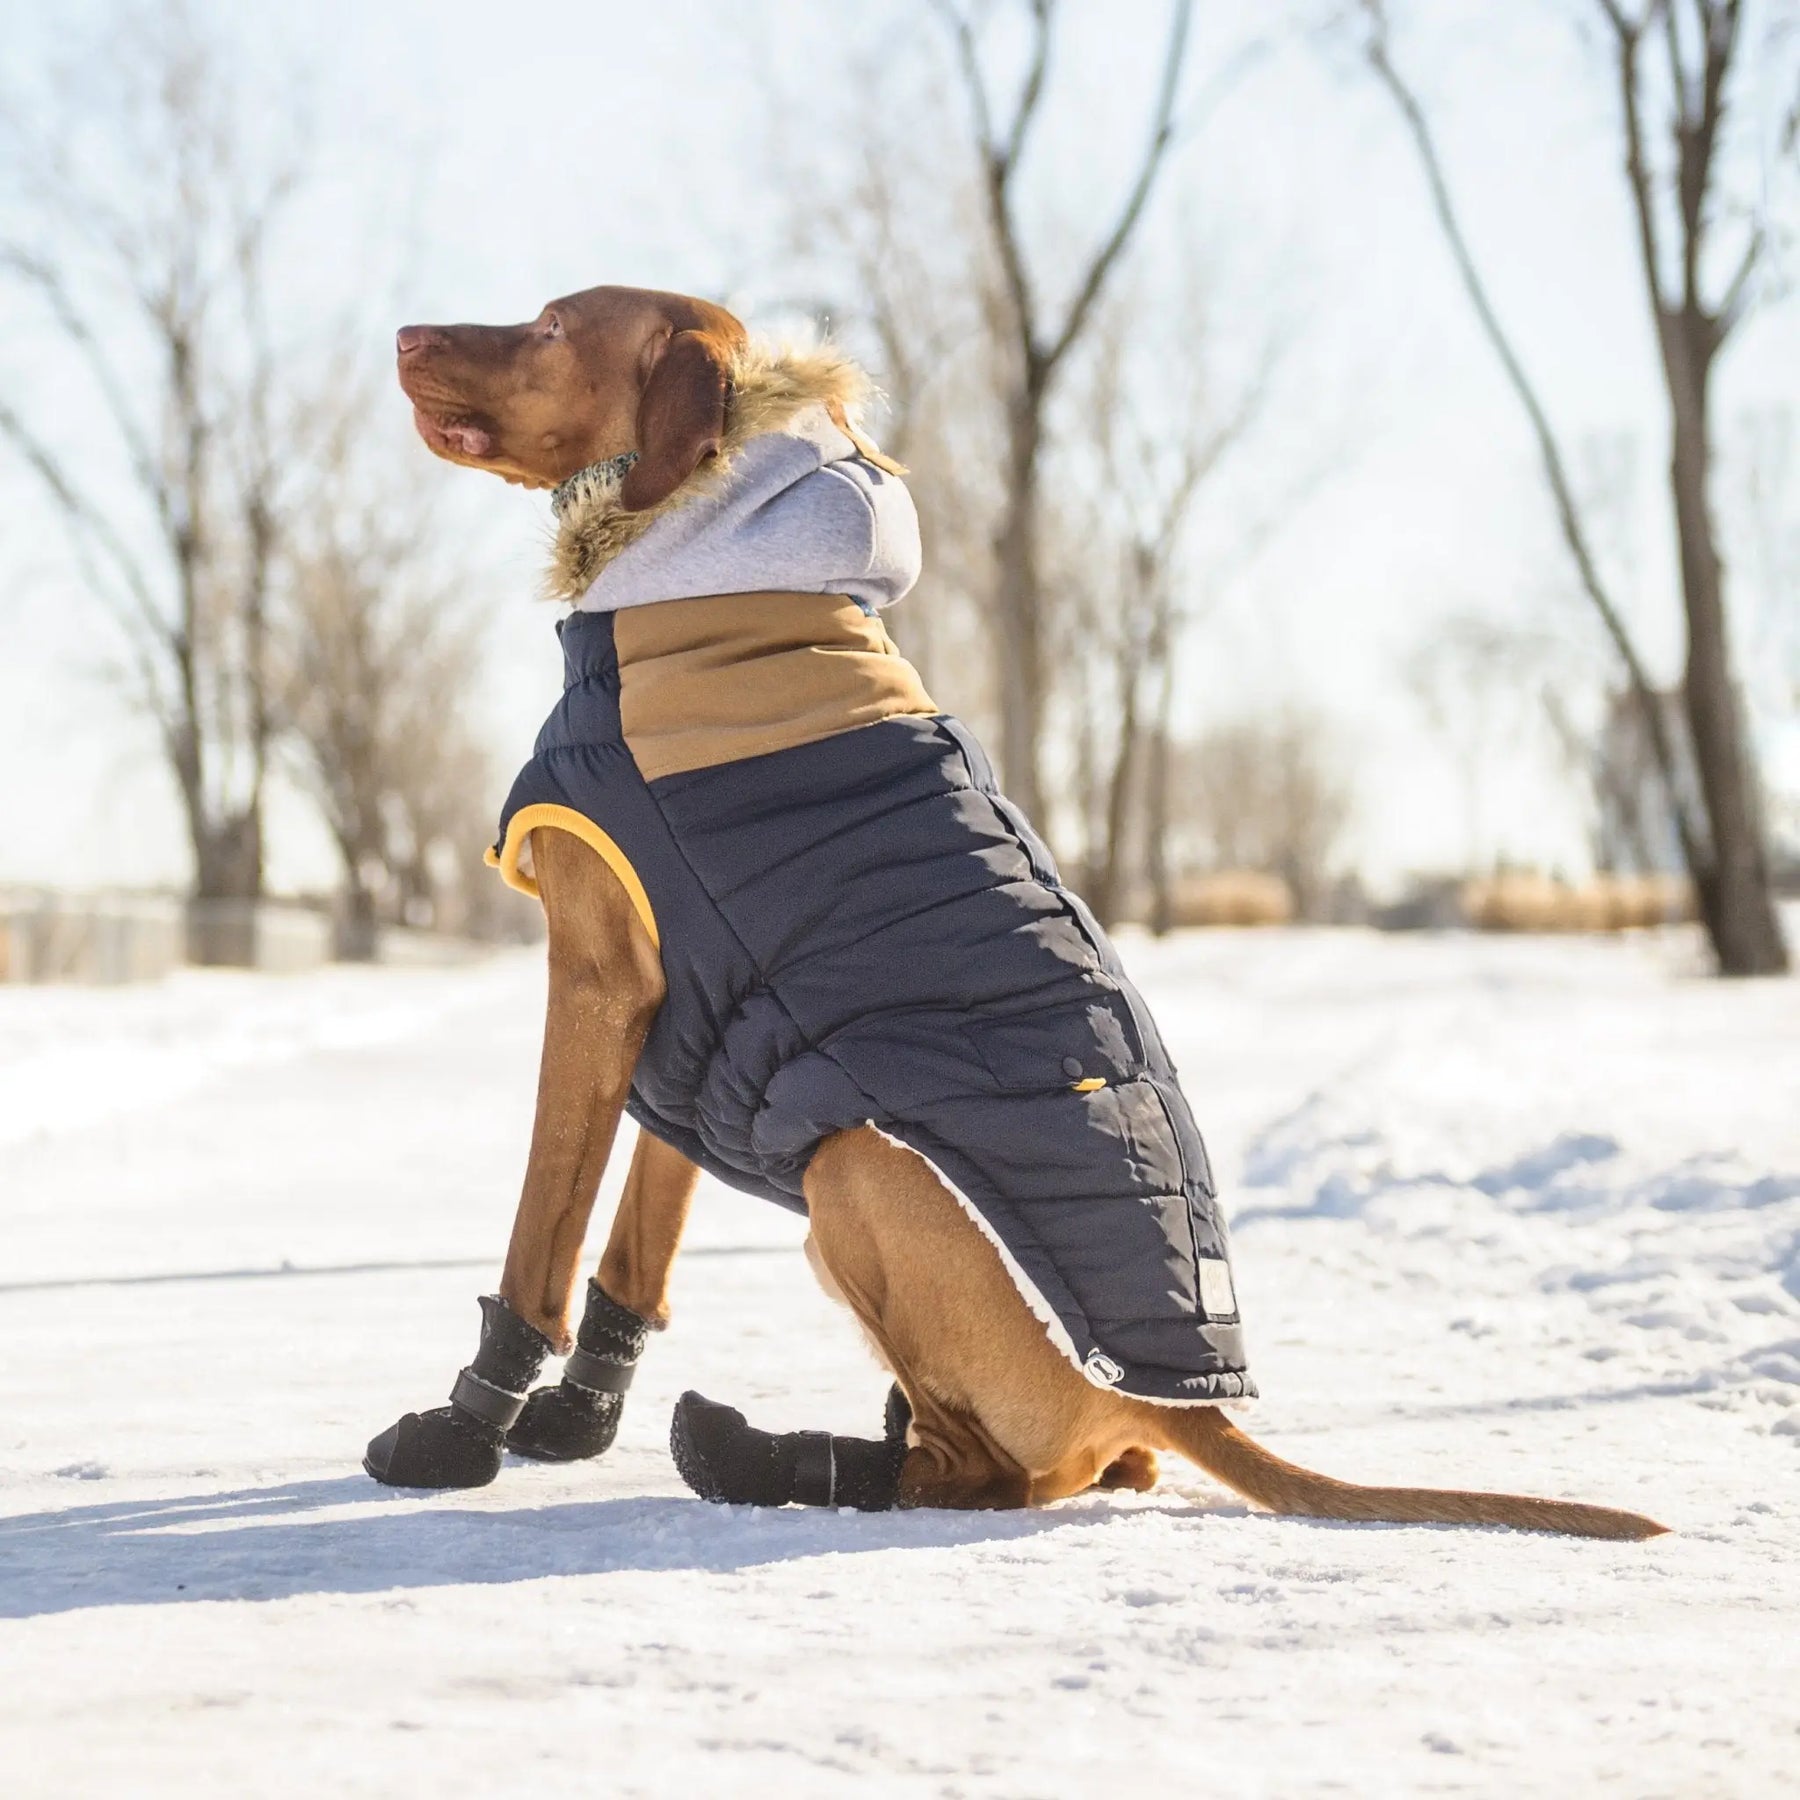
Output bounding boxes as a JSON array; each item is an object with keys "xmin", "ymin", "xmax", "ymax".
[{"xmin": 868, "ymin": 1124, "xmax": 1252, "ymax": 1411}]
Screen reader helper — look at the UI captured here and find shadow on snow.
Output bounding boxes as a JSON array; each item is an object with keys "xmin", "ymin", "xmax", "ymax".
[{"xmin": 0, "ymin": 1470, "xmax": 1212, "ymax": 1620}]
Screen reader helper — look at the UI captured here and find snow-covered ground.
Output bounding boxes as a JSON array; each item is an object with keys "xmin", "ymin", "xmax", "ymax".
[{"xmin": 2, "ymin": 923, "xmax": 1796, "ymax": 1796}]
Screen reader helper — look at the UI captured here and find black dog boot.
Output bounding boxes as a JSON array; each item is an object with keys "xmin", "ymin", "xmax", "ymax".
[
  {"xmin": 670, "ymin": 1391, "xmax": 907, "ymax": 1512},
  {"xmin": 364, "ymin": 1294, "xmax": 553, "ymax": 1488},
  {"xmin": 508, "ymin": 1280, "xmax": 652, "ymax": 1463}
]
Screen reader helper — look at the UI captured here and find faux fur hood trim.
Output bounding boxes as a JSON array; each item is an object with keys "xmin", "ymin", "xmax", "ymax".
[{"xmin": 544, "ymin": 340, "xmax": 904, "ymax": 604}]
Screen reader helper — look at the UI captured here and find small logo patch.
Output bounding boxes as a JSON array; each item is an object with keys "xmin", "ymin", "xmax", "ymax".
[
  {"xmin": 1083, "ymin": 1349, "xmax": 1124, "ymax": 1388},
  {"xmin": 1197, "ymin": 1258, "xmax": 1237, "ymax": 1319}
]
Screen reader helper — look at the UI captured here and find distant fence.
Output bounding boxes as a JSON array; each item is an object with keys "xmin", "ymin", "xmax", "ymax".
[
  {"xmin": 1, "ymin": 892, "xmax": 332, "ymax": 984},
  {"xmin": 182, "ymin": 900, "xmax": 334, "ymax": 973},
  {"xmin": 1157, "ymin": 870, "xmax": 1699, "ymax": 933},
  {"xmin": 0, "ymin": 892, "xmax": 183, "ymax": 984}
]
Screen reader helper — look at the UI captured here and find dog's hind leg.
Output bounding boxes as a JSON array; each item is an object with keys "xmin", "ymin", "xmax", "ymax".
[
  {"xmin": 671, "ymin": 1125, "xmax": 1149, "ymax": 1513},
  {"xmin": 365, "ymin": 827, "xmax": 667, "ymax": 1488},
  {"xmin": 804, "ymin": 1231, "xmax": 1032, "ymax": 1511},
  {"xmin": 812, "ymin": 1129, "xmax": 1157, "ymax": 1505},
  {"xmin": 667, "ymin": 1300, "xmax": 1029, "ymax": 1512},
  {"xmin": 669, "ymin": 1147, "xmax": 1027, "ymax": 1512}
]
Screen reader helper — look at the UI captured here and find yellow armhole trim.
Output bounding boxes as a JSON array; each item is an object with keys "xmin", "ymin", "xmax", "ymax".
[
  {"xmin": 1071, "ymin": 1077, "xmax": 1107, "ymax": 1093},
  {"xmin": 484, "ymin": 803, "xmax": 660, "ymax": 949}
]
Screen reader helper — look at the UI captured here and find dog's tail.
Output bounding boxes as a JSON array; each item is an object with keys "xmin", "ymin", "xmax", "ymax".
[{"xmin": 1140, "ymin": 1404, "xmax": 1668, "ymax": 1540}]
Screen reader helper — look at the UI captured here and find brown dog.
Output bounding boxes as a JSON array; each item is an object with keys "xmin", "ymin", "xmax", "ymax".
[{"xmin": 370, "ymin": 285, "xmax": 1665, "ymax": 1539}]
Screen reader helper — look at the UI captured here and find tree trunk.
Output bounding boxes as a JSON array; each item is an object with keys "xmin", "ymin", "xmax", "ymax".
[
  {"xmin": 1091, "ymin": 653, "xmax": 1143, "ymax": 930},
  {"xmin": 185, "ymin": 806, "xmax": 264, "ymax": 965},
  {"xmin": 335, "ymin": 881, "xmax": 380, "ymax": 963},
  {"xmin": 1147, "ymin": 714, "xmax": 1173, "ymax": 938},
  {"xmin": 993, "ymin": 401, "xmax": 1046, "ymax": 828},
  {"xmin": 1666, "ymin": 328, "xmax": 1788, "ymax": 976}
]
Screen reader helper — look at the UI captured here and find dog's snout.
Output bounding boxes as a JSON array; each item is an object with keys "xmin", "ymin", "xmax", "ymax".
[{"xmin": 396, "ymin": 324, "xmax": 443, "ymax": 357}]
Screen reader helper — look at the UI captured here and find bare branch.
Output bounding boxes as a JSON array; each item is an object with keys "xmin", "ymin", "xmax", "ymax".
[
  {"xmin": 1678, "ymin": 0, "xmax": 1743, "ymax": 312},
  {"xmin": 1596, "ymin": 0, "xmax": 1672, "ymax": 317},
  {"xmin": 1661, "ymin": 0, "xmax": 1693, "ymax": 128},
  {"xmin": 934, "ymin": 0, "xmax": 1054, "ymax": 360},
  {"xmin": 1717, "ymin": 220, "xmax": 1765, "ymax": 334},
  {"xmin": 1043, "ymin": 0, "xmax": 1192, "ymax": 375},
  {"xmin": 1001, "ymin": 0, "xmax": 1055, "ymax": 174},
  {"xmin": 0, "ymin": 396, "xmax": 175, "ymax": 652},
  {"xmin": 931, "ymin": 0, "xmax": 999, "ymax": 151},
  {"xmin": 0, "ymin": 247, "xmax": 170, "ymax": 521}
]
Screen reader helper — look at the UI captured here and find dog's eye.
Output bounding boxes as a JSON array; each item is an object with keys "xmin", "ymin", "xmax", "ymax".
[{"xmin": 542, "ymin": 313, "xmax": 562, "ymax": 340}]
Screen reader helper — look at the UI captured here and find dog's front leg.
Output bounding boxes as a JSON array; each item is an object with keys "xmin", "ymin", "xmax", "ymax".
[
  {"xmin": 364, "ymin": 828, "xmax": 665, "ymax": 1489},
  {"xmin": 505, "ymin": 1127, "xmax": 701, "ymax": 1463}
]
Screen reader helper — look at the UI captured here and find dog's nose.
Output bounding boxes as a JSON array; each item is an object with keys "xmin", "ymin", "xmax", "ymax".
[{"xmin": 396, "ymin": 325, "xmax": 442, "ymax": 357}]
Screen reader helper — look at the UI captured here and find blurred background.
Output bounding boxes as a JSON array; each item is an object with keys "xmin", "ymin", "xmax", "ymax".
[{"xmin": 2, "ymin": 0, "xmax": 1795, "ymax": 981}]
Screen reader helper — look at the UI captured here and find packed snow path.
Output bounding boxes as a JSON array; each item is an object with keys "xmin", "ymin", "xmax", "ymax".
[{"xmin": 3, "ymin": 926, "xmax": 1796, "ymax": 1796}]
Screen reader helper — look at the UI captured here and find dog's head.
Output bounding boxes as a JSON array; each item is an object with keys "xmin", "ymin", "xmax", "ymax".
[{"xmin": 395, "ymin": 286, "xmax": 747, "ymax": 509}]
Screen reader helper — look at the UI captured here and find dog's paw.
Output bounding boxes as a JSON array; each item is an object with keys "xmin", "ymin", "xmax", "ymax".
[
  {"xmin": 364, "ymin": 1406, "xmax": 504, "ymax": 1489},
  {"xmin": 1096, "ymin": 1446, "xmax": 1160, "ymax": 1492},
  {"xmin": 670, "ymin": 1392, "xmax": 905, "ymax": 1511},
  {"xmin": 506, "ymin": 1382, "xmax": 623, "ymax": 1463},
  {"xmin": 670, "ymin": 1391, "xmax": 793, "ymax": 1506}
]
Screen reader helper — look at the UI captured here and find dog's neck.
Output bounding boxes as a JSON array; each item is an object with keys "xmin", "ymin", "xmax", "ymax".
[{"xmin": 544, "ymin": 341, "xmax": 903, "ymax": 605}]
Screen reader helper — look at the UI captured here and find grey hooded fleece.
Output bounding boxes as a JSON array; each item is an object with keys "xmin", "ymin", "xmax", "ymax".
[{"xmin": 574, "ymin": 405, "xmax": 923, "ymax": 615}]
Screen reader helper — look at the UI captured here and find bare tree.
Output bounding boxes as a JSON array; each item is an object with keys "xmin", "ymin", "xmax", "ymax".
[
  {"xmin": 1359, "ymin": 0, "xmax": 1791, "ymax": 974},
  {"xmin": 1582, "ymin": 684, "xmax": 1698, "ymax": 874},
  {"xmin": 1177, "ymin": 711, "xmax": 1355, "ymax": 921},
  {"xmin": 1411, "ymin": 608, "xmax": 1702, "ymax": 884},
  {"xmin": 1059, "ymin": 295, "xmax": 1266, "ymax": 927},
  {"xmin": 772, "ymin": 6, "xmax": 1303, "ymax": 886},
  {"xmin": 1405, "ymin": 613, "xmax": 1581, "ymax": 877},
  {"xmin": 0, "ymin": 7, "xmax": 308, "ymax": 957},
  {"xmin": 280, "ymin": 394, "xmax": 490, "ymax": 959},
  {"xmin": 931, "ymin": 0, "xmax": 1195, "ymax": 825},
  {"xmin": 771, "ymin": 101, "xmax": 1007, "ymax": 718}
]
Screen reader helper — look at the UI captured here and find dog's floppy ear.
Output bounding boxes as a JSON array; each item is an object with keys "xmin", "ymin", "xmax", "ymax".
[{"xmin": 620, "ymin": 329, "xmax": 733, "ymax": 512}]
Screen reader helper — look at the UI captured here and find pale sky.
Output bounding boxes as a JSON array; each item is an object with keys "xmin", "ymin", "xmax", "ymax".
[{"xmin": 1, "ymin": 0, "xmax": 1795, "ymax": 896}]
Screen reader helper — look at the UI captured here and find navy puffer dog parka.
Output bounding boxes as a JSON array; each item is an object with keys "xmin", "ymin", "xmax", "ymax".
[{"xmin": 493, "ymin": 600, "xmax": 1253, "ymax": 1407}]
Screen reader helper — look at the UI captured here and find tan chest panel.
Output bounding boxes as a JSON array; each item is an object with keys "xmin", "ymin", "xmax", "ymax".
[{"xmin": 612, "ymin": 591, "xmax": 938, "ymax": 783}]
